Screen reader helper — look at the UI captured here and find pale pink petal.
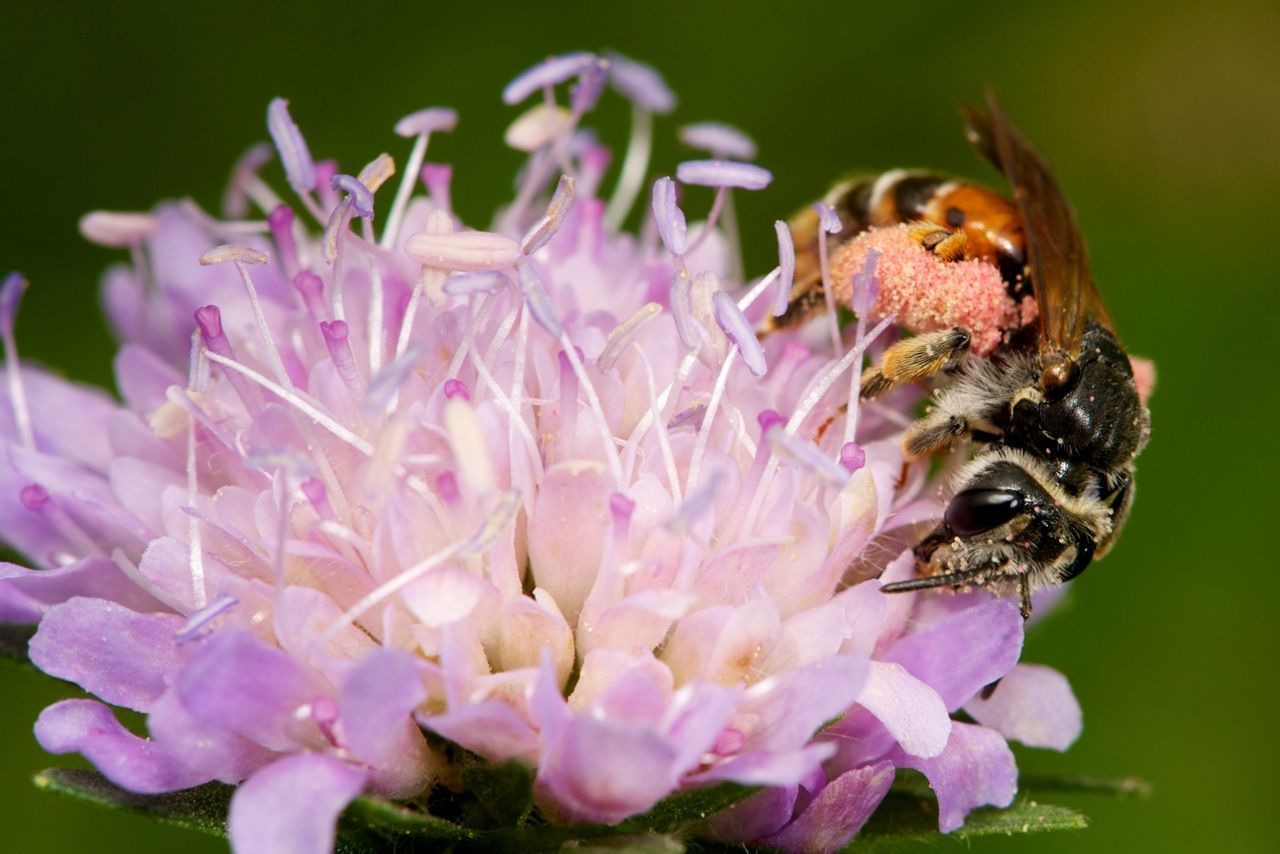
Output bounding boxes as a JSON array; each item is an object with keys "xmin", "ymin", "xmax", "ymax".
[
  {"xmin": 964, "ymin": 663, "xmax": 1082, "ymax": 751},
  {"xmin": 228, "ymin": 753, "xmax": 367, "ymax": 854}
]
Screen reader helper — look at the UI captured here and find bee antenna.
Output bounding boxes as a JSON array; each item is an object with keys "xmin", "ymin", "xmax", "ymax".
[{"xmin": 880, "ymin": 567, "xmax": 983, "ymax": 593}]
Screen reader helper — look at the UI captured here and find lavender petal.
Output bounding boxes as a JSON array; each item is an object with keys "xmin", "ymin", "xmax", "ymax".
[
  {"xmin": 963, "ymin": 663, "xmax": 1082, "ymax": 751},
  {"xmin": 29, "ymin": 598, "xmax": 188, "ymax": 713},
  {"xmin": 890, "ymin": 722, "xmax": 1017, "ymax": 833},
  {"xmin": 762, "ymin": 762, "xmax": 896, "ymax": 853},
  {"xmin": 228, "ymin": 753, "xmax": 367, "ymax": 854},
  {"xmin": 339, "ymin": 648, "xmax": 433, "ymax": 798},
  {"xmin": 36, "ymin": 699, "xmax": 210, "ymax": 793}
]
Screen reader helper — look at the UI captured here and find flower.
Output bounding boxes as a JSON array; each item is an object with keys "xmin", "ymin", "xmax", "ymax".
[{"xmin": 0, "ymin": 51, "xmax": 1082, "ymax": 853}]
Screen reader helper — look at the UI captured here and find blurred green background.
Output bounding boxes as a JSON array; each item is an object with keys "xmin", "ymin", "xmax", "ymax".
[{"xmin": 2, "ymin": 0, "xmax": 1277, "ymax": 851}]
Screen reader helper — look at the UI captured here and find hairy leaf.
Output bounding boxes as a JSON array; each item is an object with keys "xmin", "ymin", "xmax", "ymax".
[{"xmin": 34, "ymin": 767, "xmax": 232, "ymax": 837}]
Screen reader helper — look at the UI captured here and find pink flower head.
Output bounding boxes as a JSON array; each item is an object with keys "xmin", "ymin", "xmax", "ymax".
[
  {"xmin": 828, "ymin": 224, "xmax": 1031, "ymax": 355},
  {"xmin": 1, "ymin": 52, "xmax": 1082, "ymax": 854}
]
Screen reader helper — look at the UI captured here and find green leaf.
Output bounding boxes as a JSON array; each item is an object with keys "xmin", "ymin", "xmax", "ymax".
[
  {"xmin": 562, "ymin": 833, "xmax": 687, "ymax": 853},
  {"xmin": 1021, "ymin": 773, "xmax": 1152, "ymax": 799},
  {"xmin": 458, "ymin": 758, "xmax": 535, "ymax": 828},
  {"xmin": 613, "ymin": 783, "xmax": 758, "ymax": 835},
  {"xmin": 0, "ymin": 621, "xmax": 36, "ymax": 668},
  {"xmin": 340, "ymin": 793, "xmax": 476, "ymax": 850},
  {"xmin": 850, "ymin": 791, "xmax": 1087, "ymax": 851},
  {"xmin": 34, "ymin": 767, "xmax": 232, "ymax": 838}
]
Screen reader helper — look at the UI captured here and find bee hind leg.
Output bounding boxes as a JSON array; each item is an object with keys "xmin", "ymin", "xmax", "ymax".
[{"xmin": 860, "ymin": 327, "xmax": 971, "ymax": 400}]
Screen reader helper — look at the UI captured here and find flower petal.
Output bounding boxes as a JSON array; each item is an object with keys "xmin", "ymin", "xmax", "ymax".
[
  {"xmin": 36, "ymin": 699, "xmax": 208, "ymax": 793},
  {"xmin": 963, "ymin": 663, "xmax": 1082, "ymax": 751},
  {"xmin": 741, "ymin": 655, "xmax": 869, "ymax": 752},
  {"xmin": 856, "ymin": 661, "xmax": 951, "ymax": 759},
  {"xmin": 339, "ymin": 648, "xmax": 435, "ymax": 798},
  {"xmin": 883, "ymin": 597, "xmax": 1023, "ymax": 710},
  {"xmin": 146, "ymin": 688, "xmax": 276, "ymax": 784},
  {"xmin": 228, "ymin": 753, "xmax": 367, "ymax": 854},
  {"xmin": 891, "ymin": 722, "xmax": 1017, "ymax": 833},
  {"xmin": 0, "ymin": 556, "xmax": 164, "ymax": 623},
  {"xmin": 28, "ymin": 598, "xmax": 186, "ymax": 712},
  {"xmin": 177, "ymin": 629, "xmax": 322, "ymax": 751},
  {"xmin": 761, "ymin": 762, "xmax": 896, "ymax": 853}
]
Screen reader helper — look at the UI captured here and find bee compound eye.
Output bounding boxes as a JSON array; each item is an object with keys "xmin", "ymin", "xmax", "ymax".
[{"xmin": 944, "ymin": 488, "xmax": 1025, "ymax": 536}]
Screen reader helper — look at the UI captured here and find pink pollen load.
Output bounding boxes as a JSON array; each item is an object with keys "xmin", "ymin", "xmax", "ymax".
[{"xmin": 829, "ymin": 224, "xmax": 1027, "ymax": 356}]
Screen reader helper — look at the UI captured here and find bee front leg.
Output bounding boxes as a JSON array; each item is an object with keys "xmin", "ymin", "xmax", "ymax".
[{"xmin": 860, "ymin": 327, "xmax": 971, "ymax": 399}]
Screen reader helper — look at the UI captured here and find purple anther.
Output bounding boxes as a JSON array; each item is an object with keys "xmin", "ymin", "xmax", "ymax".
[
  {"xmin": 266, "ymin": 97, "xmax": 317, "ymax": 194},
  {"xmin": 773, "ymin": 220, "xmax": 796, "ymax": 317},
  {"xmin": 503, "ymin": 52, "xmax": 598, "ymax": 105},
  {"xmin": 812, "ymin": 201, "xmax": 842, "ymax": 234},
  {"xmin": 651, "ymin": 177, "xmax": 687, "ymax": 256},
  {"xmin": 394, "ymin": 107, "xmax": 459, "ymax": 138},
  {"xmin": 676, "ymin": 160, "xmax": 772, "ymax": 191},
  {"xmin": 713, "ymin": 291, "xmax": 767, "ymax": 377},
  {"xmin": 332, "ymin": 174, "xmax": 375, "ymax": 219},
  {"xmin": 678, "ymin": 122, "xmax": 757, "ymax": 160},
  {"xmin": 603, "ymin": 52, "xmax": 676, "ymax": 113}
]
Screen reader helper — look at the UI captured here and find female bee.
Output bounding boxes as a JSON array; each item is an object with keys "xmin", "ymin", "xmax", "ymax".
[{"xmin": 789, "ymin": 96, "xmax": 1151, "ymax": 618}]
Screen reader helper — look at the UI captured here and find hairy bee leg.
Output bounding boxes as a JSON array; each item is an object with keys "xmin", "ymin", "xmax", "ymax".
[
  {"xmin": 860, "ymin": 327, "xmax": 971, "ymax": 400},
  {"xmin": 903, "ymin": 410, "xmax": 970, "ymax": 459},
  {"xmin": 907, "ymin": 223, "xmax": 968, "ymax": 261},
  {"xmin": 880, "ymin": 565, "xmax": 983, "ymax": 593}
]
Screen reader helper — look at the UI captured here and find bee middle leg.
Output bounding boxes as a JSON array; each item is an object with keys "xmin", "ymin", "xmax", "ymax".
[{"xmin": 860, "ymin": 327, "xmax": 972, "ymax": 400}]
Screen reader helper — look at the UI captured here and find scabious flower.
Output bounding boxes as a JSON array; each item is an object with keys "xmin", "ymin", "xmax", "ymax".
[{"xmin": 0, "ymin": 51, "xmax": 1082, "ymax": 853}]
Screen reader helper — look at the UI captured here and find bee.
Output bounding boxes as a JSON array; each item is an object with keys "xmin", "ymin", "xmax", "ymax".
[{"xmin": 791, "ymin": 95, "xmax": 1151, "ymax": 618}]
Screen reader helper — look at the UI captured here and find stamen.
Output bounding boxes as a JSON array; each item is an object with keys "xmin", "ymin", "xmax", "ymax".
[
  {"xmin": 773, "ymin": 220, "xmax": 796, "ymax": 317},
  {"xmin": 202, "ymin": 349, "xmax": 374, "ymax": 455},
  {"xmin": 516, "ymin": 263, "xmax": 563, "ymax": 338},
  {"xmin": 332, "ymin": 174, "xmax": 375, "ymax": 219},
  {"xmin": 356, "ymin": 153, "xmax": 396, "ymax": 194},
  {"xmin": 320, "ymin": 320, "xmax": 365, "ymax": 395},
  {"xmin": 678, "ymin": 122, "xmax": 757, "ymax": 160},
  {"xmin": 367, "ymin": 263, "xmax": 385, "ymax": 375},
  {"xmin": 291, "ymin": 271, "xmax": 326, "ymax": 321},
  {"xmin": 0, "ymin": 273, "xmax": 34, "ymax": 449},
  {"xmin": 850, "ymin": 249, "xmax": 881, "ymax": 317},
  {"xmin": 736, "ymin": 267, "xmax": 780, "ymax": 315},
  {"xmin": 396, "ymin": 210, "xmax": 453, "ymax": 361},
  {"xmin": 195, "ymin": 306, "xmax": 264, "ymax": 415},
  {"xmin": 421, "ymin": 163, "xmax": 453, "ymax": 214},
  {"xmin": 598, "ymin": 302, "xmax": 662, "ymax": 373},
  {"xmin": 300, "ymin": 477, "xmax": 336, "ymax": 521},
  {"xmin": 407, "ymin": 229, "xmax": 522, "ymax": 272},
  {"xmin": 604, "ymin": 104, "xmax": 653, "ymax": 231},
  {"xmin": 503, "ymin": 52, "xmax": 598, "ymax": 105},
  {"xmin": 840, "ymin": 442, "xmax": 867, "ymax": 473},
  {"xmin": 223, "ymin": 141, "xmax": 275, "ymax": 218},
  {"xmin": 266, "ymin": 97, "xmax": 317, "ymax": 195},
  {"xmin": 713, "ymin": 291, "xmax": 767, "ymax": 377},
  {"xmin": 558, "ymin": 350, "xmax": 579, "ymax": 444},
  {"xmin": 767, "ymin": 429, "xmax": 849, "ymax": 488},
  {"xmin": 603, "ymin": 52, "xmax": 676, "ymax": 113},
  {"xmin": 558, "ymin": 333, "xmax": 624, "ymax": 484},
  {"xmin": 650, "ymin": 177, "xmax": 687, "ymax": 256},
  {"xmin": 684, "ymin": 187, "xmax": 727, "ymax": 255},
  {"xmin": 444, "ymin": 396, "xmax": 495, "ymax": 495},
  {"xmin": 685, "ymin": 347, "xmax": 736, "ymax": 494},
  {"xmin": 521, "ymin": 175, "xmax": 576, "ymax": 255},
  {"xmin": 675, "ymin": 160, "xmax": 772, "ymax": 191},
  {"xmin": 268, "ymin": 204, "xmax": 300, "ymax": 279},
  {"xmin": 443, "ymin": 379, "xmax": 469, "ymax": 401},
  {"xmin": 570, "ymin": 59, "xmax": 608, "ymax": 114},
  {"xmin": 785, "ymin": 314, "xmax": 896, "ymax": 435},
  {"xmin": 443, "ymin": 272, "xmax": 504, "ymax": 297},
  {"xmin": 186, "ymin": 330, "xmax": 207, "ymax": 608},
  {"xmin": 363, "ymin": 344, "xmax": 424, "ymax": 417},
  {"xmin": 78, "ymin": 211, "xmax": 160, "ymax": 247},
  {"xmin": 670, "ymin": 270, "xmax": 704, "ymax": 349},
  {"xmin": 176, "ymin": 595, "xmax": 238, "ymax": 645},
  {"xmin": 667, "ymin": 470, "xmax": 723, "ymax": 536},
  {"xmin": 842, "ymin": 250, "xmax": 882, "ymax": 448},
  {"xmin": 812, "ymin": 201, "xmax": 843, "ymax": 234},
  {"xmin": 381, "ymin": 108, "xmax": 458, "ymax": 250},
  {"xmin": 814, "ymin": 205, "xmax": 842, "ymax": 353},
  {"xmin": 200, "ymin": 248, "xmax": 294, "ymax": 391}
]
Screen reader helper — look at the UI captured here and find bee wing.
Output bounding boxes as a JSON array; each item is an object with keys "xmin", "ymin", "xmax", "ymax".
[{"xmin": 962, "ymin": 93, "xmax": 1113, "ymax": 355}]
